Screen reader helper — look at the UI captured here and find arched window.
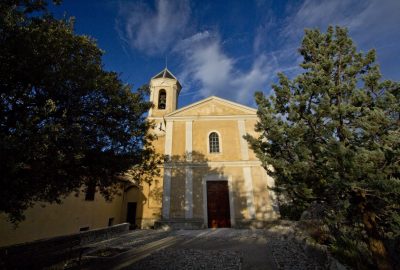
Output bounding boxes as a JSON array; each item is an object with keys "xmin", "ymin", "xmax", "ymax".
[
  {"xmin": 209, "ymin": 132, "xmax": 220, "ymax": 153},
  {"xmin": 158, "ymin": 89, "xmax": 166, "ymax": 109}
]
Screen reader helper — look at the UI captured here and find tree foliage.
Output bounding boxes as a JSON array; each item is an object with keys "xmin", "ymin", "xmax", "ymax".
[
  {"xmin": 246, "ymin": 26, "xmax": 400, "ymax": 269},
  {"xmin": 0, "ymin": 0, "xmax": 160, "ymax": 223}
]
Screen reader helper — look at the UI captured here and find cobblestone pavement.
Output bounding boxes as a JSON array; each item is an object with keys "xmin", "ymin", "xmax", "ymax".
[
  {"xmin": 130, "ymin": 249, "xmax": 242, "ymax": 270},
  {"xmin": 73, "ymin": 224, "xmax": 328, "ymax": 270},
  {"xmin": 85, "ymin": 229, "xmax": 171, "ymax": 250},
  {"xmin": 266, "ymin": 224, "xmax": 325, "ymax": 270}
]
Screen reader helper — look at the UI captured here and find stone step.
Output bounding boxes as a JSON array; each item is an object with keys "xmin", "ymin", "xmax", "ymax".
[{"xmin": 155, "ymin": 219, "xmax": 204, "ymax": 230}]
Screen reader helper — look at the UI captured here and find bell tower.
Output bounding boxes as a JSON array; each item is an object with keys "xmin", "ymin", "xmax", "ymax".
[{"xmin": 149, "ymin": 68, "xmax": 182, "ymax": 118}]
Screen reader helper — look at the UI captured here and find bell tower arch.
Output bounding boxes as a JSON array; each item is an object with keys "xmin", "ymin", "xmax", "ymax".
[{"xmin": 149, "ymin": 68, "xmax": 182, "ymax": 118}]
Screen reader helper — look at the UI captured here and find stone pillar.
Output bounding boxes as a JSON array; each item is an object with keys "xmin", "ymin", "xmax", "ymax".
[
  {"xmin": 238, "ymin": 119, "xmax": 255, "ymax": 219},
  {"xmin": 185, "ymin": 120, "xmax": 193, "ymax": 161},
  {"xmin": 243, "ymin": 167, "xmax": 256, "ymax": 219},
  {"xmin": 185, "ymin": 167, "xmax": 193, "ymax": 219},
  {"xmin": 185, "ymin": 120, "xmax": 193, "ymax": 219},
  {"xmin": 237, "ymin": 119, "xmax": 249, "ymax": 160},
  {"xmin": 162, "ymin": 168, "xmax": 171, "ymax": 219},
  {"xmin": 164, "ymin": 121, "xmax": 173, "ymax": 159},
  {"xmin": 162, "ymin": 121, "xmax": 173, "ymax": 219}
]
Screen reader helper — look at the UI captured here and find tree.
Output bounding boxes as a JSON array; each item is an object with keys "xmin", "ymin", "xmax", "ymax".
[
  {"xmin": 246, "ymin": 26, "xmax": 400, "ymax": 269},
  {"xmin": 0, "ymin": 1, "xmax": 160, "ymax": 223}
]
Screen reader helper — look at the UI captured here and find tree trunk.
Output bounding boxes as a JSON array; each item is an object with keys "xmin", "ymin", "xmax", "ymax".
[{"xmin": 357, "ymin": 190, "xmax": 392, "ymax": 270}]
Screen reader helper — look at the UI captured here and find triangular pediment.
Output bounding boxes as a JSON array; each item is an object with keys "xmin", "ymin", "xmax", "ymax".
[
  {"xmin": 151, "ymin": 68, "xmax": 178, "ymax": 80},
  {"xmin": 166, "ymin": 96, "xmax": 257, "ymax": 117}
]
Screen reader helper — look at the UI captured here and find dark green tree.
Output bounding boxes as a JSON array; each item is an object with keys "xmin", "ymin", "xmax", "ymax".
[
  {"xmin": 0, "ymin": 1, "xmax": 160, "ymax": 223},
  {"xmin": 246, "ymin": 26, "xmax": 400, "ymax": 269}
]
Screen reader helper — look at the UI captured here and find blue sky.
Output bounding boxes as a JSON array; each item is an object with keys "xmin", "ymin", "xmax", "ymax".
[{"xmin": 51, "ymin": 0, "xmax": 400, "ymax": 108}]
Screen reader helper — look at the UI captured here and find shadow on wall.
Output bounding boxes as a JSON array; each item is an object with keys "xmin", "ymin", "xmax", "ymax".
[
  {"xmin": 165, "ymin": 151, "xmax": 227, "ymax": 227},
  {"xmin": 165, "ymin": 151, "xmax": 278, "ymax": 228},
  {"xmin": 231, "ymin": 177, "xmax": 279, "ymax": 229}
]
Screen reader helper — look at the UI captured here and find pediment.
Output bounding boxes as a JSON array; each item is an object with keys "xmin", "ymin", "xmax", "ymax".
[{"xmin": 166, "ymin": 96, "xmax": 257, "ymax": 117}]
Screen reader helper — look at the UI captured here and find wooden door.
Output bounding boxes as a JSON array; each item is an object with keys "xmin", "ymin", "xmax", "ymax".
[{"xmin": 207, "ymin": 181, "xmax": 231, "ymax": 228}]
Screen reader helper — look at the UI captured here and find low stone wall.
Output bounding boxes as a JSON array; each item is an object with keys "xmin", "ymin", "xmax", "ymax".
[
  {"xmin": 155, "ymin": 219, "xmax": 204, "ymax": 229},
  {"xmin": 291, "ymin": 221, "xmax": 348, "ymax": 270},
  {"xmin": 155, "ymin": 219, "xmax": 280, "ymax": 229},
  {"xmin": 79, "ymin": 222, "xmax": 129, "ymax": 245},
  {"xmin": 0, "ymin": 223, "xmax": 129, "ymax": 269}
]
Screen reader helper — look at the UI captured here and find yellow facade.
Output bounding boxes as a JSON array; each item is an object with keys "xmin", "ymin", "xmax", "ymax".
[{"xmin": 147, "ymin": 68, "xmax": 279, "ymax": 229}]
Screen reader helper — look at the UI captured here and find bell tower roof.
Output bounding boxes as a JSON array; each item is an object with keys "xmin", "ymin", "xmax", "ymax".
[
  {"xmin": 152, "ymin": 68, "xmax": 177, "ymax": 80},
  {"xmin": 151, "ymin": 68, "xmax": 182, "ymax": 92}
]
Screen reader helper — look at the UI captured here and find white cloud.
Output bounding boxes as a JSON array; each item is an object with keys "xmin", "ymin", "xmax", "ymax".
[
  {"xmin": 176, "ymin": 33, "xmax": 275, "ymax": 105},
  {"xmin": 116, "ymin": 0, "xmax": 278, "ymax": 105},
  {"xmin": 253, "ymin": 17, "xmax": 275, "ymax": 54},
  {"xmin": 173, "ymin": 31, "xmax": 213, "ymax": 54},
  {"xmin": 231, "ymin": 54, "xmax": 275, "ymax": 102},
  {"xmin": 281, "ymin": 0, "xmax": 400, "ymax": 47},
  {"xmin": 248, "ymin": 0, "xmax": 400, "ymax": 92},
  {"xmin": 116, "ymin": 0, "xmax": 190, "ymax": 55},
  {"xmin": 278, "ymin": 0, "xmax": 400, "ymax": 80},
  {"xmin": 282, "ymin": 0, "xmax": 353, "ymax": 39}
]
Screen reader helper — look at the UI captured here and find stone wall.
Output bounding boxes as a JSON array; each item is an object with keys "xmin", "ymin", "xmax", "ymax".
[
  {"xmin": 0, "ymin": 190, "xmax": 124, "ymax": 247},
  {"xmin": 0, "ymin": 223, "xmax": 129, "ymax": 269}
]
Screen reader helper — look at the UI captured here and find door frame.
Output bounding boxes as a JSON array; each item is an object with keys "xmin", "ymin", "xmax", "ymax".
[{"xmin": 202, "ymin": 174, "xmax": 235, "ymax": 227}]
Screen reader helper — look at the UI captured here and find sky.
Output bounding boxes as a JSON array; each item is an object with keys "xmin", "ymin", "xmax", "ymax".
[{"xmin": 51, "ymin": 0, "xmax": 400, "ymax": 108}]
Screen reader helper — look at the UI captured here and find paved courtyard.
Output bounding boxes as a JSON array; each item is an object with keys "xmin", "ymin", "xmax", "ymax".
[{"xmin": 67, "ymin": 223, "xmax": 327, "ymax": 270}]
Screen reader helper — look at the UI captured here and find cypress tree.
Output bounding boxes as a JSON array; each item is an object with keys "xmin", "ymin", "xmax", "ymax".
[{"xmin": 246, "ymin": 26, "xmax": 400, "ymax": 269}]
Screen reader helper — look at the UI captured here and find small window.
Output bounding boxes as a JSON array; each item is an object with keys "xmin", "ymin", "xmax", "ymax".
[
  {"xmin": 209, "ymin": 132, "xmax": 220, "ymax": 153},
  {"xmin": 108, "ymin": 217, "xmax": 114, "ymax": 227},
  {"xmin": 158, "ymin": 89, "xmax": 166, "ymax": 109},
  {"xmin": 85, "ymin": 182, "xmax": 95, "ymax": 201}
]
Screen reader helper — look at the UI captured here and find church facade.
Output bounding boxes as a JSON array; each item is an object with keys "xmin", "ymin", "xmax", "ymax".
[
  {"xmin": 143, "ymin": 68, "xmax": 279, "ymax": 228},
  {"xmin": 0, "ymin": 68, "xmax": 279, "ymax": 247}
]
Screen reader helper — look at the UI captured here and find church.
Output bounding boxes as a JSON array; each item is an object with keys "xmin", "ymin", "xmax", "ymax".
[
  {"xmin": 0, "ymin": 68, "xmax": 279, "ymax": 247},
  {"xmin": 141, "ymin": 68, "xmax": 279, "ymax": 229}
]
